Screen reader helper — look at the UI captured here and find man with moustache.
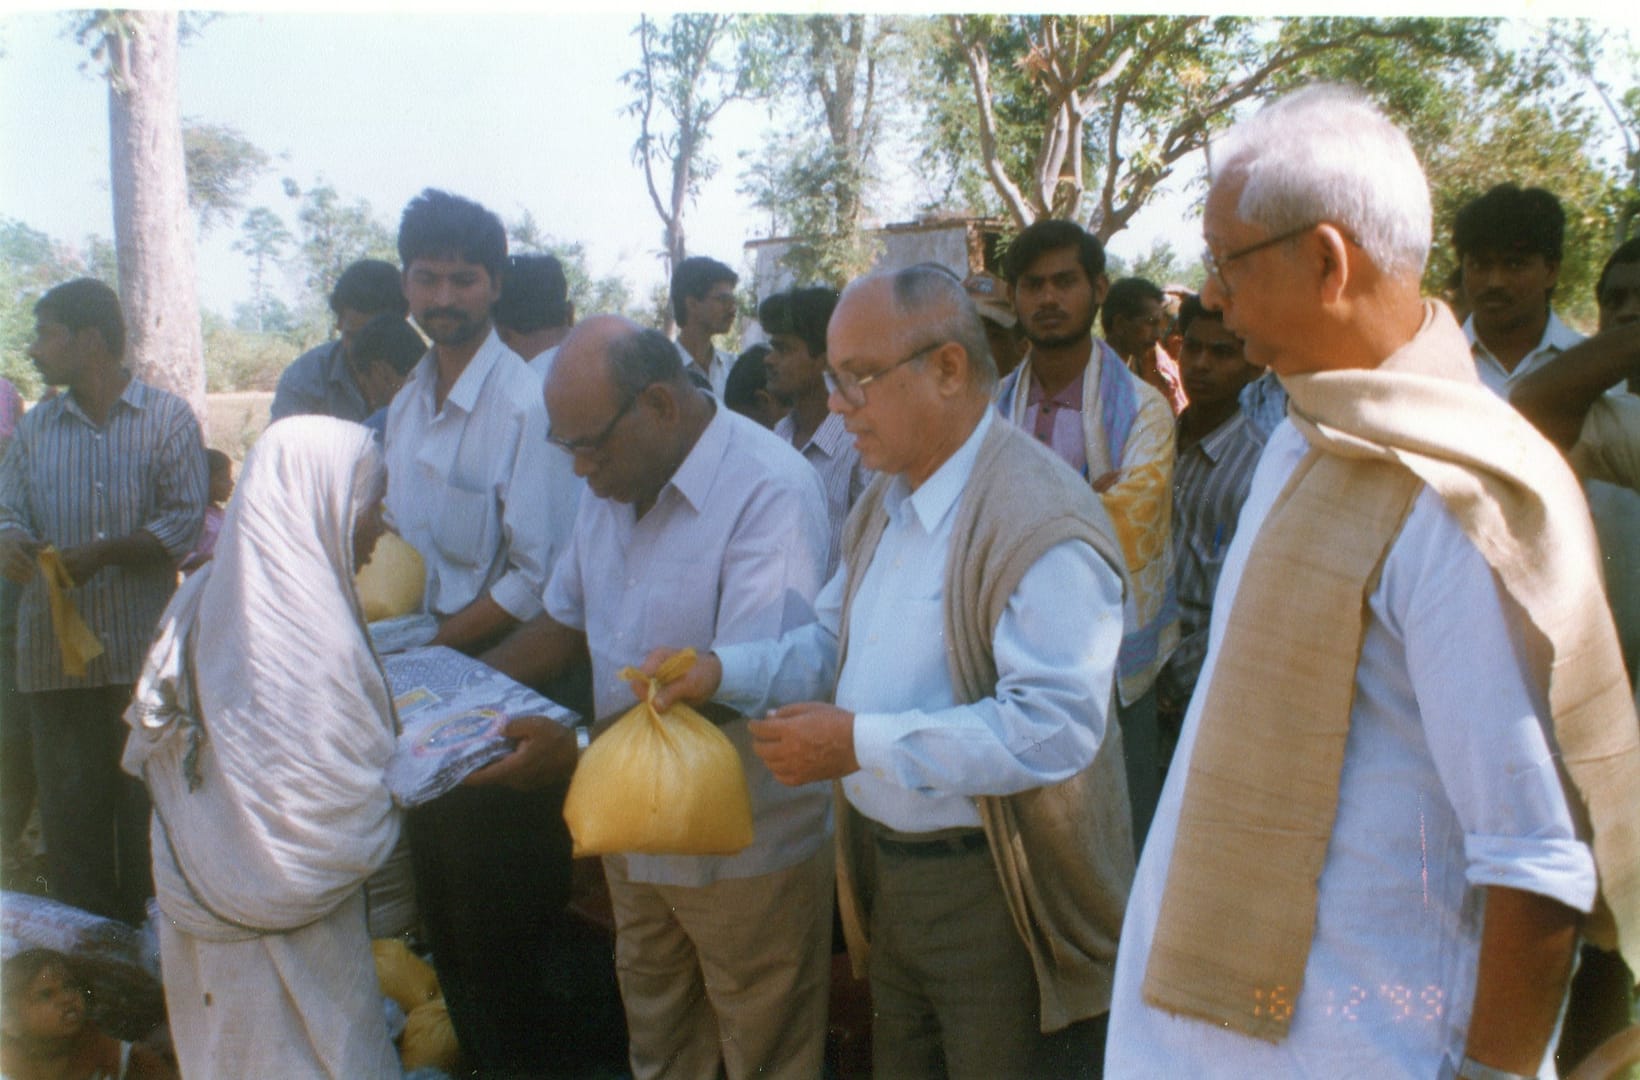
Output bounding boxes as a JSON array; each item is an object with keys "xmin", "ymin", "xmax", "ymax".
[
  {"xmin": 996, "ymin": 219, "xmax": 1177, "ymax": 845},
  {"xmin": 384, "ymin": 188, "xmax": 585, "ymax": 1076}
]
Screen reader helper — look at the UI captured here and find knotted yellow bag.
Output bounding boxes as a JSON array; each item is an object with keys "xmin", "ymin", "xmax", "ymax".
[
  {"xmin": 562, "ymin": 649, "xmax": 754, "ymax": 857},
  {"xmin": 39, "ymin": 547, "xmax": 103, "ymax": 677},
  {"xmin": 354, "ymin": 531, "xmax": 425, "ymax": 621}
]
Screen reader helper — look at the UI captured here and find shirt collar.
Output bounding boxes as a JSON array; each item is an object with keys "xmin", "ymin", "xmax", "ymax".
[
  {"xmin": 661, "ymin": 394, "xmax": 727, "ymax": 515},
  {"xmin": 1462, "ymin": 308, "xmax": 1583, "ymax": 366},
  {"xmin": 412, "ymin": 328, "xmax": 506, "ymax": 415},
  {"xmin": 781, "ymin": 409, "xmax": 852, "ymax": 458},
  {"xmin": 55, "ymin": 376, "xmax": 146, "ymax": 426},
  {"xmin": 885, "ymin": 409, "xmax": 994, "ymax": 535},
  {"xmin": 1181, "ymin": 408, "xmax": 1251, "ymax": 464}
]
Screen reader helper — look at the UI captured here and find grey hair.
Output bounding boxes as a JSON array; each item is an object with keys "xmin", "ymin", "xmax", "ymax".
[
  {"xmin": 606, "ymin": 326, "xmax": 687, "ymax": 399},
  {"xmin": 885, "ymin": 263, "xmax": 998, "ymax": 391},
  {"xmin": 1210, "ymin": 83, "xmax": 1431, "ymax": 279}
]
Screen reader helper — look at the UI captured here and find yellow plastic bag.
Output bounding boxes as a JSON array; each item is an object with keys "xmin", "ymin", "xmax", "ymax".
[
  {"xmin": 562, "ymin": 649, "xmax": 754, "ymax": 857},
  {"xmin": 400, "ymin": 997, "xmax": 461, "ymax": 1072},
  {"xmin": 354, "ymin": 531, "xmax": 425, "ymax": 622},
  {"xmin": 39, "ymin": 547, "xmax": 103, "ymax": 677},
  {"xmin": 372, "ymin": 938, "xmax": 440, "ymax": 1013}
]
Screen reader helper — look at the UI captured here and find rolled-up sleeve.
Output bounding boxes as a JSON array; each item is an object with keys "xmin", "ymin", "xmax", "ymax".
[
  {"xmin": 141, "ymin": 402, "xmax": 208, "ymax": 560},
  {"xmin": 1401, "ymin": 494, "xmax": 1597, "ymax": 913}
]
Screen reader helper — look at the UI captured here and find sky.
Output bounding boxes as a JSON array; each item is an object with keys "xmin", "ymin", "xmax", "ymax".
[{"xmin": 2, "ymin": 7, "xmax": 1637, "ymax": 320}]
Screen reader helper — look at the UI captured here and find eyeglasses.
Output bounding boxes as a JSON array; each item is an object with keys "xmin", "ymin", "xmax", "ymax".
[
  {"xmin": 824, "ymin": 342, "xmax": 942, "ymax": 408},
  {"xmin": 547, "ymin": 391, "xmax": 639, "ymax": 456},
  {"xmin": 1201, "ymin": 223, "xmax": 1321, "ymax": 292}
]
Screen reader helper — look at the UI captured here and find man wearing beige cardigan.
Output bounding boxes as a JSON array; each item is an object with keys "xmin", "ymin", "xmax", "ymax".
[
  {"xmin": 1106, "ymin": 84, "xmax": 1640, "ymax": 1080},
  {"xmin": 643, "ymin": 264, "xmax": 1135, "ymax": 1077}
]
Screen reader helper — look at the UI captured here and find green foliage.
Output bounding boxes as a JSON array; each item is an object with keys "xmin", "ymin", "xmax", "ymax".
[
  {"xmin": 201, "ymin": 310, "xmax": 293, "ymax": 394},
  {"xmin": 1107, "ymin": 237, "xmax": 1204, "ymax": 291},
  {"xmin": 232, "ymin": 206, "xmax": 294, "ymax": 333},
  {"xmin": 182, "ymin": 120, "xmax": 270, "ymax": 234},
  {"xmin": 0, "ymin": 218, "xmax": 114, "ymax": 399},
  {"xmin": 284, "ymin": 178, "xmax": 397, "ymax": 302},
  {"xmin": 738, "ymin": 15, "xmax": 902, "ymax": 287},
  {"xmin": 623, "ymin": 14, "xmax": 772, "ymax": 273}
]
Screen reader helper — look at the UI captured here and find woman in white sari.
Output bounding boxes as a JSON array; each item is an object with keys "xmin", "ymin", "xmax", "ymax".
[{"xmin": 123, "ymin": 416, "xmax": 400, "ymax": 1079}]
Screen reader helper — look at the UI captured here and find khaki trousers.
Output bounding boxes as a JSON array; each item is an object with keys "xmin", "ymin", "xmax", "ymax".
[{"xmin": 605, "ymin": 844, "xmax": 834, "ymax": 1080}]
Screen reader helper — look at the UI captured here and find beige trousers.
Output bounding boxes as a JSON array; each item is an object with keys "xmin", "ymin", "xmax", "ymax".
[{"xmin": 605, "ymin": 844, "xmax": 834, "ymax": 1080}]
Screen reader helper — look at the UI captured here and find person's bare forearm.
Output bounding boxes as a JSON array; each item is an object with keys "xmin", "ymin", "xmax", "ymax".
[
  {"xmin": 429, "ymin": 595, "xmax": 518, "ymax": 655},
  {"xmin": 60, "ymin": 529, "xmax": 170, "ymax": 584},
  {"xmin": 1462, "ymin": 885, "xmax": 1580, "ymax": 1074},
  {"xmin": 479, "ymin": 612, "xmax": 585, "ymax": 688},
  {"xmin": 1511, "ymin": 322, "xmax": 1640, "ymax": 449}
]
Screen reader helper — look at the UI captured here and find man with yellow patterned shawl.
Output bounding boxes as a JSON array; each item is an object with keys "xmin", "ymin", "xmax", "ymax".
[
  {"xmin": 996, "ymin": 219, "xmax": 1178, "ymax": 847},
  {"xmin": 1106, "ymin": 84, "xmax": 1640, "ymax": 1080}
]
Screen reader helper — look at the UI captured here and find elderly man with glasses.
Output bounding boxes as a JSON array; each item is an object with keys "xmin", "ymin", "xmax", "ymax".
[
  {"xmin": 1105, "ymin": 84, "xmax": 1640, "ymax": 1080},
  {"xmin": 640, "ymin": 265, "xmax": 1135, "ymax": 1077},
  {"xmin": 480, "ymin": 314, "xmax": 835, "ymax": 1080}
]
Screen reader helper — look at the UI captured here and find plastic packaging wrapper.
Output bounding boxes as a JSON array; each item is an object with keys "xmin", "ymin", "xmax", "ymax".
[
  {"xmin": 373, "ymin": 937, "xmax": 440, "ymax": 1013},
  {"xmin": 39, "ymin": 547, "xmax": 104, "ymax": 676},
  {"xmin": 1, "ymin": 892, "xmax": 164, "ymax": 1040},
  {"xmin": 563, "ymin": 649, "xmax": 754, "ymax": 857},
  {"xmin": 355, "ymin": 531, "xmax": 425, "ymax": 622},
  {"xmin": 369, "ymin": 613, "xmax": 440, "ymax": 656},
  {"xmin": 401, "ymin": 997, "xmax": 461, "ymax": 1073},
  {"xmin": 384, "ymin": 646, "xmax": 579, "ymax": 806}
]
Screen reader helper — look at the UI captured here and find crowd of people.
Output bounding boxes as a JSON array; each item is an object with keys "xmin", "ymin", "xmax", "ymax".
[{"xmin": 1, "ymin": 81, "xmax": 1639, "ymax": 1080}]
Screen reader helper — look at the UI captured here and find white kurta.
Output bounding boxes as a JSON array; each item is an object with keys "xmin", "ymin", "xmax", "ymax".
[{"xmin": 1106, "ymin": 420, "xmax": 1596, "ymax": 1079}]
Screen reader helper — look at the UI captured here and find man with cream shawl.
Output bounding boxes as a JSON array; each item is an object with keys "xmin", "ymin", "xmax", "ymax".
[
  {"xmin": 1105, "ymin": 85, "xmax": 1640, "ymax": 1080},
  {"xmin": 122, "ymin": 417, "xmax": 401, "ymax": 1078}
]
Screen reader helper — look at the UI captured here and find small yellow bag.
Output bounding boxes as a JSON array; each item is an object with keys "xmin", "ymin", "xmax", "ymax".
[
  {"xmin": 39, "ymin": 547, "xmax": 104, "ymax": 677},
  {"xmin": 354, "ymin": 531, "xmax": 425, "ymax": 621},
  {"xmin": 400, "ymin": 997, "xmax": 461, "ymax": 1072},
  {"xmin": 563, "ymin": 649, "xmax": 754, "ymax": 857},
  {"xmin": 372, "ymin": 938, "xmax": 440, "ymax": 1013}
]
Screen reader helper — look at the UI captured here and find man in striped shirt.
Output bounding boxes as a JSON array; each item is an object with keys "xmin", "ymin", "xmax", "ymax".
[
  {"xmin": 1155, "ymin": 295, "xmax": 1265, "ymax": 770},
  {"xmin": 0, "ymin": 279, "xmax": 206, "ymax": 923}
]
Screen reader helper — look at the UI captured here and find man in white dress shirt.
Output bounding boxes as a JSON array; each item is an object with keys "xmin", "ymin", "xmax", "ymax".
[
  {"xmin": 646, "ymin": 265, "xmax": 1134, "ymax": 1077},
  {"xmin": 384, "ymin": 188, "xmax": 585, "ymax": 1076},
  {"xmin": 481, "ymin": 315, "xmax": 834, "ymax": 1080},
  {"xmin": 1105, "ymin": 85, "xmax": 1640, "ymax": 1080},
  {"xmin": 670, "ymin": 255, "xmax": 738, "ymax": 396}
]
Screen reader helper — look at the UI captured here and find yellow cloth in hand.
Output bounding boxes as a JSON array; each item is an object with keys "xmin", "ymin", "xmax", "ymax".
[
  {"xmin": 38, "ymin": 547, "xmax": 104, "ymax": 677},
  {"xmin": 562, "ymin": 648, "xmax": 755, "ymax": 857}
]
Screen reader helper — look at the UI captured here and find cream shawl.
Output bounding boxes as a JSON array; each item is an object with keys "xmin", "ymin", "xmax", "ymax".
[
  {"xmin": 1143, "ymin": 301, "xmax": 1640, "ymax": 1041},
  {"xmin": 123, "ymin": 416, "xmax": 400, "ymax": 940}
]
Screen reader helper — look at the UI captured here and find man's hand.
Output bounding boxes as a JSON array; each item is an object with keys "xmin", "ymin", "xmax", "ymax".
[
  {"xmin": 57, "ymin": 543, "xmax": 107, "ymax": 586},
  {"xmin": 0, "ymin": 530, "xmax": 40, "ymax": 584},
  {"xmin": 1091, "ymin": 469, "xmax": 1122, "ymax": 494},
  {"xmin": 634, "ymin": 648, "xmax": 723, "ymax": 713},
  {"xmin": 462, "ymin": 716, "xmax": 578, "ymax": 792},
  {"xmin": 749, "ymin": 703, "xmax": 858, "ymax": 786}
]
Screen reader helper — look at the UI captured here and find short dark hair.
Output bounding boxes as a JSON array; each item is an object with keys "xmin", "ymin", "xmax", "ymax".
[
  {"xmin": 494, "ymin": 254, "xmax": 570, "ymax": 333},
  {"xmin": 757, "ymin": 286, "xmax": 839, "ymax": 358},
  {"xmin": 397, "ymin": 188, "xmax": 507, "ymax": 282},
  {"xmin": 205, "ymin": 447, "xmax": 232, "ymax": 476},
  {"xmin": 1597, "ymin": 238, "xmax": 1640, "ymax": 302},
  {"xmin": 35, "ymin": 278, "xmax": 124, "ymax": 358},
  {"xmin": 1453, "ymin": 183, "xmax": 1565, "ymax": 263},
  {"xmin": 724, "ymin": 344, "xmax": 772, "ymax": 415},
  {"xmin": 2, "ymin": 949, "xmax": 81, "ymax": 1016},
  {"xmin": 670, "ymin": 256, "xmax": 738, "ymax": 325},
  {"xmin": 1100, "ymin": 277, "xmax": 1165, "ymax": 334},
  {"xmin": 1176, "ymin": 294, "xmax": 1220, "ymax": 336},
  {"xmin": 608, "ymin": 326, "xmax": 687, "ymax": 399},
  {"xmin": 349, "ymin": 315, "xmax": 425, "ymax": 377},
  {"xmin": 1001, "ymin": 219, "xmax": 1106, "ymax": 286},
  {"xmin": 329, "ymin": 259, "xmax": 407, "ymax": 319}
]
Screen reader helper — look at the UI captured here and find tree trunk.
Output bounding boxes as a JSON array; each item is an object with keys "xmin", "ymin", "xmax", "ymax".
[{"xmin": 106, "ymin": 12, "xmax": 205, "ymax": 422}]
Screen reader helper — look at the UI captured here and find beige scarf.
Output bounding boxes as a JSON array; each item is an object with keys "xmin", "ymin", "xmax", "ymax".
[{"xmin": 1143, "ymin": 301, "xmax": 1640, "ymax": 1042}]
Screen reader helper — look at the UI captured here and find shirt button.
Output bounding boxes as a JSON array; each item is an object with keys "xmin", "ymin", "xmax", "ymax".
[{"xmin": 95, "ymin": 531, "xmax": 106, "ymax": 540}]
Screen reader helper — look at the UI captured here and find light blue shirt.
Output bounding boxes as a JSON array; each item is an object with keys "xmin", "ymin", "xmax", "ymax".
[
  {"xmin": 717, "ymin": 410, "xmax": 1125, "ymax": 833},
  {"xmin": 545, "ymin": 404, "xmax": 832, "ymax": 886}
]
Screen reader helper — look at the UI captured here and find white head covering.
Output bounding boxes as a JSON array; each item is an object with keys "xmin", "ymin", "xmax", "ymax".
[{"xmin": 124, "ymin": 416, "xmax": 400, "ymax": 937}]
